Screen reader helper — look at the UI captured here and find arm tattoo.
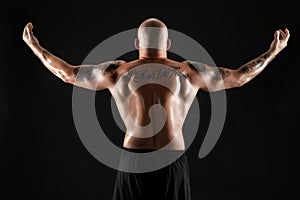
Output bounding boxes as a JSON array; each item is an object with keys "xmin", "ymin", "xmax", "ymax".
[
  {"xmin": 219, "ymin": 68, "xmax": 231, "ymax": 79},
  {"xmin": 186, "ymin": 61, "xmax": 207, "ymax": 74},
  {"xmin": 186, "ymin": 60, "xmax": 231, "ymax": 81},
  {"xmin": 104, "ymin": 62, "xmax": 120, "ymax": 73},
  {"xmin": 73, "ymin": 60, "xmax": 124, "ymax": 82},
  {"xmin": 241, "ymin": 51, "xmax": 274, "ymax": 74},
  {"xmin": 104, "ymin": 61, "xmax": 124, "ymax": 81},
  {"xmin": 209, "ymin": 67, "xmax": 231, "ymax": 81},
  {"xmin": 74, "ymin": 65, "xmax": 98, "ymax": 82}
]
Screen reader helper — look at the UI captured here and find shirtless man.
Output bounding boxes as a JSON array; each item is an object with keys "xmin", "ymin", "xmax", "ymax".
[{"xmin": 22, "ymin": 18, "xmax": 290, "ymax": 200}]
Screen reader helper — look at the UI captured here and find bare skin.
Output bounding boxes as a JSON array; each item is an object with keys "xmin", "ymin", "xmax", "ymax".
[{"xmin": 22, "ymin": 18, "xmax": 290, "ymax": 150}]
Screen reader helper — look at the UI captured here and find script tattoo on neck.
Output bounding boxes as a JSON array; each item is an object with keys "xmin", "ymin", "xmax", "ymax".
[{"xmin": 241, "ymin": 51, "xmax": 274, "ymax": 74}]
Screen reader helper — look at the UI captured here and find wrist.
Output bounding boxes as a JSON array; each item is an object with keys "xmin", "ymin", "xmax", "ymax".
[
  {"xmin": 30, "ymin": 43, "xmax": 42, "ymax": 54},
  {"xmin": 267, "ymin": 49, "xmax": 278, "ymax": 58}
]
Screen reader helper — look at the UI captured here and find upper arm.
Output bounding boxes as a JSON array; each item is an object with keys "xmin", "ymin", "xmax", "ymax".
[
  {"xmin": 184, "ymin": 60, "xmax": 242, "ymax": 92},
  {"xmin": 68, "ymin": 60, "xmax": 126, "ymax": 91}
]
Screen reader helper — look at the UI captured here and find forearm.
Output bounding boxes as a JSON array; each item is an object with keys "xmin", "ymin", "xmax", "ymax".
[
  {"xmin": 30, "ymin": 44, "xmax": 75, "ymax": 82},
  {"xmin": 237, "ymin": 50, "xmax": 276, "ymax": 86}
]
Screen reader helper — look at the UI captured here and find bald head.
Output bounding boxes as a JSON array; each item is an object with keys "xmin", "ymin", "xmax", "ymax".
[
  {"xmin": 139, "ymin": 18, "xmax": 167, "ymax": 29},
  {"xmin": 136, "ymin": 18, "xmax": 170, "ymax": 51}
]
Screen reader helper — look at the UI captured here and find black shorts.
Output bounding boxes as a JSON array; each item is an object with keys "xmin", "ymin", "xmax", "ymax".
[{"xmin": 112, "ymin": 148, "xmax": 191, "ymax": 200}]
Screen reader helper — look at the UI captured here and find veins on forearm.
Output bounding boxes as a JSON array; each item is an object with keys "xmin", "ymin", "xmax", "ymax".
[
  {"xmin": 41, "ymin": 49, "xmax": 52, "ymax": 65},
  {"xmin": 241, "ymin": 51, "xmax": 274, "ymax": 74}
]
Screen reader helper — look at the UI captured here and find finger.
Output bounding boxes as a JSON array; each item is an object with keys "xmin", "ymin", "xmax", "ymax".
[
  {"xmin": 23, "ymin": 29, "xmax": 28, "ymax": 40},
  {"xmin": 285, "ymin": 28, "xmax": 289, "ymax": 34},
  {"xmin": 274, "ymin": 30, "xmax": 280, "ymax": 41},
  {"xmin": 26, "ymin": 25, "xmax": 34, "ymax": 37},
  {"xmin": 28, "ymin": 22, "xmax": 33, "ymax": 30},
  {"xmin": 285, "ymin": 28, "xmax": 290, "ymax": 40},
  {"xmin": 278, "ymin": 29, "xmax": 286, "ymax": 38},
  {"xmin": 23, "ymin": 25, "xmax": 28, "ymax": 36},
  {"xmin": 26, "ymin": 25, "xmax": 32, "ymax": 39},
  {"xmin": 27, "ymin": 22, "xmax": 33, "ymax": 34}
]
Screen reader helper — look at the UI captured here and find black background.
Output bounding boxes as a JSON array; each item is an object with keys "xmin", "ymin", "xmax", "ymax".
[{"xmin": 0, "ymin": 1, "xmax": 294, "ymax": 200}]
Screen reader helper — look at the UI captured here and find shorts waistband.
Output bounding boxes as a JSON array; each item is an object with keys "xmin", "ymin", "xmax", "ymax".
[{"xmin": 122, "ymin": 147, "xmax": 185, "ymax": 153}]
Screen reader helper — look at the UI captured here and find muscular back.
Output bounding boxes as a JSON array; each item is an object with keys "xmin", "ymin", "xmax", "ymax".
[
  {"xmin": 108, "ymin": 59, "xmax": 198, "ymax": 150},
  {"xmin": 22, "ymin": 21, "xmax": 290, "ymax": 150}
]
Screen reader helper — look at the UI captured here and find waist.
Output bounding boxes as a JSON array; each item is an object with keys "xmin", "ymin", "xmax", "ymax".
[
  {"xmin": 118, "ymin": 147, "xmax": 187, "ymax": 172},
  {"xmin": 123, "ymin": 130, "xmax": 185, "ymax": 150},
  {"xmin": 122, "ymin": 147, "xmax": 185, "ymax": 153}
]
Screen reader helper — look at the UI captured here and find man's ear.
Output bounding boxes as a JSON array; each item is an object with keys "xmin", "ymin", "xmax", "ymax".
[
  {"xmin": 134, "ymin": 38, "xmax": 139, "ymax": 50},
  {"xmin": 167, "ymin": 39, "xmax": 171, "ymax": 50}
]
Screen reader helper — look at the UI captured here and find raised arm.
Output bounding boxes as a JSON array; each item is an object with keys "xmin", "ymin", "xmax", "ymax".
[
  {"xmin": 186, "ymin": 28, "xmax": 290, "ymax": 92},
  {"xmin": 22, "ymin": 22, "xmax": 125, "ymax": 91}
]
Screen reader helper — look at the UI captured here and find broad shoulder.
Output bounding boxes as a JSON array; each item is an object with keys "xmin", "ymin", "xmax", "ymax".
[
  {"xmin": 181, "ymin": 60, "xmax": 208, "ymax": 73},
  {"xmin": 102, "ymin": 60, "xmax": 127, "ymax": 74}
]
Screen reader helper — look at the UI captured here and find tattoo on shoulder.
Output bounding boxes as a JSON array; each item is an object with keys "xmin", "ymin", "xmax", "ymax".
[
  {"xmin": 219, "ymin": 68, "xmax": 231, "ymax": 79},
  {"xmin": 209, "ymin": 67, "xmax": 231, "ymax": 81},
  {"xmin": 185, "ymin": 61, "xmax": 207, "ymax": 74},
  {"xmin": 74, "ymin": 60, "xmax": 126, "ymax": 82},
  {"xmin": 74, "ymin": 65, "xmax": 98, "ymax": 82},
  {"xmin": 185, "ymin": 60, "xmax": 231, "ymax": 81},
  {"xmin": 104, "ymin": 60, "xmax": 125, "ymax": 73}
]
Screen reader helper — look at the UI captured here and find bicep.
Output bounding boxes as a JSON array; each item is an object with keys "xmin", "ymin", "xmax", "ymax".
[
  {"xmin": 185, "ymin": 61, "xmax": 241, "ymax": 92},
  {"xmin": 71, "ymin": 65, "xmax": 105, "ymax": 90},
  {"xmin": 69, "ymin": 60, "xmax": 125, "ymax": 91},
  {"xmin": 203, "ymin": 66, "xmax": 241, "ymax": 91}
]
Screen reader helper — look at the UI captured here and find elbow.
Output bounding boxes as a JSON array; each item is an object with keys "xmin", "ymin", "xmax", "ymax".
[
  {"xmin": 62, "ymin": 75, "xmax": 75, "ymax": 84},
  {"xmin": 63, "ymin": 66, "xmax": 78, "ymax": 84},
  {"xmin": 235, "ymin": 77, "xmax": 248, "ymax": 87},
  {"xmin": 62, "ymin": 77, "xmax": 72, "ymax": 83},
  {"xmin": 230, "ymin": 75, "xmax": 246, "ymax": 88},
  {"xmin": 59, "ymin": 70, "xmax": 76, "ymax": 84}
]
